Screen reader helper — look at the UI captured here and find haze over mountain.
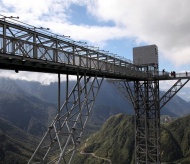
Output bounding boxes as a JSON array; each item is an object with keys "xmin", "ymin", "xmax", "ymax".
[
  {"xmin": 178, "ymin": 87, "xmax": 190, "ymax": 102},
  {"xmin": 0, "ymin": 78, "xmax": 57, "ymax": 136},
  {"xmin": 0, "ymin": 76, "xmax": 190, "ymax": 136},
  {"xmin": 13, "ymin": 78, "xmax": 190, "ymax": 118},
  {"xmin": 0, "ymin": 77, "xmax": 190, "ymax": 130}
]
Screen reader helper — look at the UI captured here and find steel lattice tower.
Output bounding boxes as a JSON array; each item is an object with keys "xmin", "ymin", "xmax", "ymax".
[
  {"xmin": 134, "ymin": 80, "xmax": 160, "ymax": 163},
  {"xmin": 111, "ymin": 77, "xmax": 189, "ymax": 164}
]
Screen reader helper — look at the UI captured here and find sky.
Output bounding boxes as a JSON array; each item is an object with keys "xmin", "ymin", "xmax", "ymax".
[{"xmin": 0, "ymin": 0, "xmax": 190, "ymax": 88}]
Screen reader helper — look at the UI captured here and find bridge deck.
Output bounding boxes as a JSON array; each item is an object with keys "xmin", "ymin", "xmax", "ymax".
[
  {"xmin": 0, "ymin": 52, "xmax": 146, "ymax": 80},
  {"xmin": 1, "ymin": 52, "xmax": 190, "ymax": 81},
  {"xmin": 0, "ymin": 19, "xmax": 189, "ymax": 81}
]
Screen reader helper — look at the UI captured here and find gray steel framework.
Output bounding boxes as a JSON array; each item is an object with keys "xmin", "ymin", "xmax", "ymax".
[
  {"xmin": 134, "ymin": 80, "xmax": 160, "ymax": 164},
  {"xmin": 110, "ymin": 78, "xmax": 190, "ymax": 164},
  {"xmin": 112, "ymin": 80, "xmax": 160, "ymax": 163},
  {"xmin": 0, "ymin": 18, "xmax": 147, "ymax": 80},
  {"xmin": 159, "ymin": 79, "xmax": 189, "ymax": 109},
  {"xmin": 1, "ymin": 18, "xmax": 189, "ymax": 81},
  {"xmin": 0, "ymin": 17, "xmax": 190, "ymax": 164},
  {"xmin": 111, "ymin": 80, "xmax": 135, "ymax": 106},
  {"xmin": 28, "ymin": 74, "xmax": 103, "ymax": 163}
]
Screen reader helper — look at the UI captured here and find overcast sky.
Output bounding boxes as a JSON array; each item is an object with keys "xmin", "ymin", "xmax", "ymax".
[{"xmin": 0, "ymin": 0, "xmax": 190, "ymax": 87}]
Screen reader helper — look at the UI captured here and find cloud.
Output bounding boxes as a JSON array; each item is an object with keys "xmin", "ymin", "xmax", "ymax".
[
  {"xmin": 1, "ymin": 0, "xmax": 190, "ymax": 86},
  {"xmin": 2, "ymin": 0, "xmax": 189, "ymax": 67},
  {"xmin": 44, "ymin": 22, "xmax": 131, "ymax": 44},
  {"xmin": 160, "ymin": 79, "xmax": 190, "ymax": 92},
  {"xmin": 88, "ymin": 0, "xmax": 190, "ymax": 66},
  {"xmin": 0, "ymin": 0, "xmax": 132, "ymax": 45},
  {"xmin": 1, "ymin": 0, "xmax": 69, "ymax": 23},
  {"xmin": 0, "ymin": 70, "xmax": 77, "ymax": 85}
]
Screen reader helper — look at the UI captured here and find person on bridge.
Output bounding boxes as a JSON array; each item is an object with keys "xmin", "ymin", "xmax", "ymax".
[
  {"xmin": 162, "ymin": 69, "xmax": 165, "ymax": 75},
  {"xmin": 173, "ymin": 71, "xmax": 176, "ymax": 78},
  {"xmin": 171, "ymin": 71, "xmax": 176, "ymax": 77}
]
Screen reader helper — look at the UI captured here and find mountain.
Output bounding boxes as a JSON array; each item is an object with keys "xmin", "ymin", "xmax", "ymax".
[
  {"xmin": 1, "ymin": 77, "xmax": 190, "ymax": 138},
  {"xmin": 13, "ymin": 78, "xmax": 190, "ymax": 119},
  {"xmin": 0, "ymin": 78, "xmax": 56, "ymax": 136},
  {"xmin": 0, "ymin": 116, "xmax": 39, "ymax": 163},
  {"xmin": 178, "ymin": 87, "xmax": 190, "ymax": 102},
  {"xmin": 163, "ymin": 115, "xmax": 190, "ymax": 162},
  {"xmin": 14, "ymin": 79, "xmax": 76, "ymax": 104},
  {"xmin": 0, "ymin": 77, "xmax": 190, "ymax": 163},
  {"xmin": 160, "ymin": 90, "xmax": 190, "ymax": 117},
  {"xmin": 80, "ymin": 114, "xmax": 135, "ymax": 164},
  {"xmin": 73, "ymin": 114, "xmax": 190, "ymax": 164},
  {"xmin": 14, "ymin": 78, "xmax": 134, "ymax": 127},
  {"xmin": 13, "ymin": 77, "xmax": 190, "ymax": 145}
]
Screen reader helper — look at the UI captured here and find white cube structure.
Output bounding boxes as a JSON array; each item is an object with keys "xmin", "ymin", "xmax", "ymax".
[{"xmin": 133, "ymin": 45, "xmax": 158, "ymax": 67}]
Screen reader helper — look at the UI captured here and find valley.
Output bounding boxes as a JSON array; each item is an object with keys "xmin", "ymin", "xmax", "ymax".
[{"xmin": 0, "ymin": 77, "xmax": 190, "ymax": 163}]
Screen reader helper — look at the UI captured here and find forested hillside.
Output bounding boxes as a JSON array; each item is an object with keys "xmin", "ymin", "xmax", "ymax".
[{"xmin": 73, "ymin": 114, "xmax": 190, "ymax": 164}]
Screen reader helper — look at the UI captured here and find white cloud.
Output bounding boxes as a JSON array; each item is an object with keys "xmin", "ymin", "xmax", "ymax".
[
  {"xmin": 0, "ymin": 0, "xmax": 132, "ymax": 46},
  {"xmin": 88, "ymin": 0, "xmax": 190, "ymax": 67},
  {"xmin": 160, "ymin": 79, "xmax": 190, "ymax": 91},
  {"xmin": 1, "ymin": 0, "xmax": 69, "ymax": 23},
  {"xmin": 2, "ymin": 0, "xmax": 189, "ymax": 67},
  {"xmin": 0, "ymin": 70, "xmax": 77, "ymax": 85},
  {"xmin": 1, "ymin": 0, "xmax": 190, "ymax": 84},
  {"xmin": 44, "ymin": 22, "xmax": 131, "ymax": 44}
]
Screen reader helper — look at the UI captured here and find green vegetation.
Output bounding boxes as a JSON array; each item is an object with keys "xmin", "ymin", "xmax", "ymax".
[
  {"xmin": 1, "ymin": 110, "xmax": 190, "ymax": 163},
  {"xmin": 180, "ymin": 157, "xmax": 190, "ymax": 164},
  {"xmin": 73, "ymin": 114, "xmax": 135, "ymax": 164},
  {"xmin": 161, "ymin": 127, "xmax": 183, "ymax": 162},
  {"xmin": 73, "ymin": 114, "xmax": 190, "ymax": 164}
]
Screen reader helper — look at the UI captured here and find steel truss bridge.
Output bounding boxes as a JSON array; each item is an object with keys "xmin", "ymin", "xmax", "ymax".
[{"xmin": 0, "ymin": 17, "xmax": 189, "ymax": 164}]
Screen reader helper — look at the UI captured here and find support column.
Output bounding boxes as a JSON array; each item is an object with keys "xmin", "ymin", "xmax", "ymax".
[
  {"xmin": 58, "ymin": 73, "xmax": 61, "ymax": 114},
  {"xmin": 28, "ymin": 74, "xmax": 104, "ymax": 164},
  {"xmin": 3, "ymin": 24, "xmax": 6, "ymax": 53},
  {"xmin": 110, "ymin": 78, "xmax": 190, "ymax": 164},
  {"xmin": 134, "ymin": 80, "xmax": 160, "ymax": 164}
]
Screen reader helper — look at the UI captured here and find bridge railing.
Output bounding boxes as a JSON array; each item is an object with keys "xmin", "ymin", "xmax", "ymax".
[
  {"xmin": 1, "ymin": 34, "xmax": 175, "ymax": 80},
  {"xmin": 1, "ymin": 32, "xmax": 188, "ymax": 80},
  {"xmin": 1, "ymin": 19, "xmax": 189, "ymax": 81},
  {"xmin": 147, "ymin": 70, "xmax": 190, "ymax": 79},
  {"xmin": 0, "ymin": 20, "xmax": 149, "ymax": 79},
  {"xmin": 168, "ymin": 72, "xmax": 189, "ymax": 78},
  {"xmin": 6, "ymin": 19, "xmax": 188, "ymax": 80}
]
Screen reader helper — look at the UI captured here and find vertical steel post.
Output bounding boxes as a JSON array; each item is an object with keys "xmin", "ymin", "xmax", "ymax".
[
  {"xmin": 134, "ymin": 81, "xmax": 139, "ymax": 164},
  {"xmin": 145, "ymin": 81, "xmax": 148, "ymax": 164},
  {"xmin": 3, "ymin": 24, "xmax": 6, "ymax": 53},
  {"xmin": 134, "ymin": 80, "xmax": 160, "ymax": 164},
  {"xmin": 108, "ymin": 76, "xmax": 162, "ymax": 163},
  {"xmin": 58, "ymin": 73, "xmax": 61, "ymax": 114},
  {"xmin": 66, "ymin": 74, "xmax": 69, "ymax": 100},
  {"xmin": 33, "ymin": 33, "xmax": 37, "ymax": 59}
]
